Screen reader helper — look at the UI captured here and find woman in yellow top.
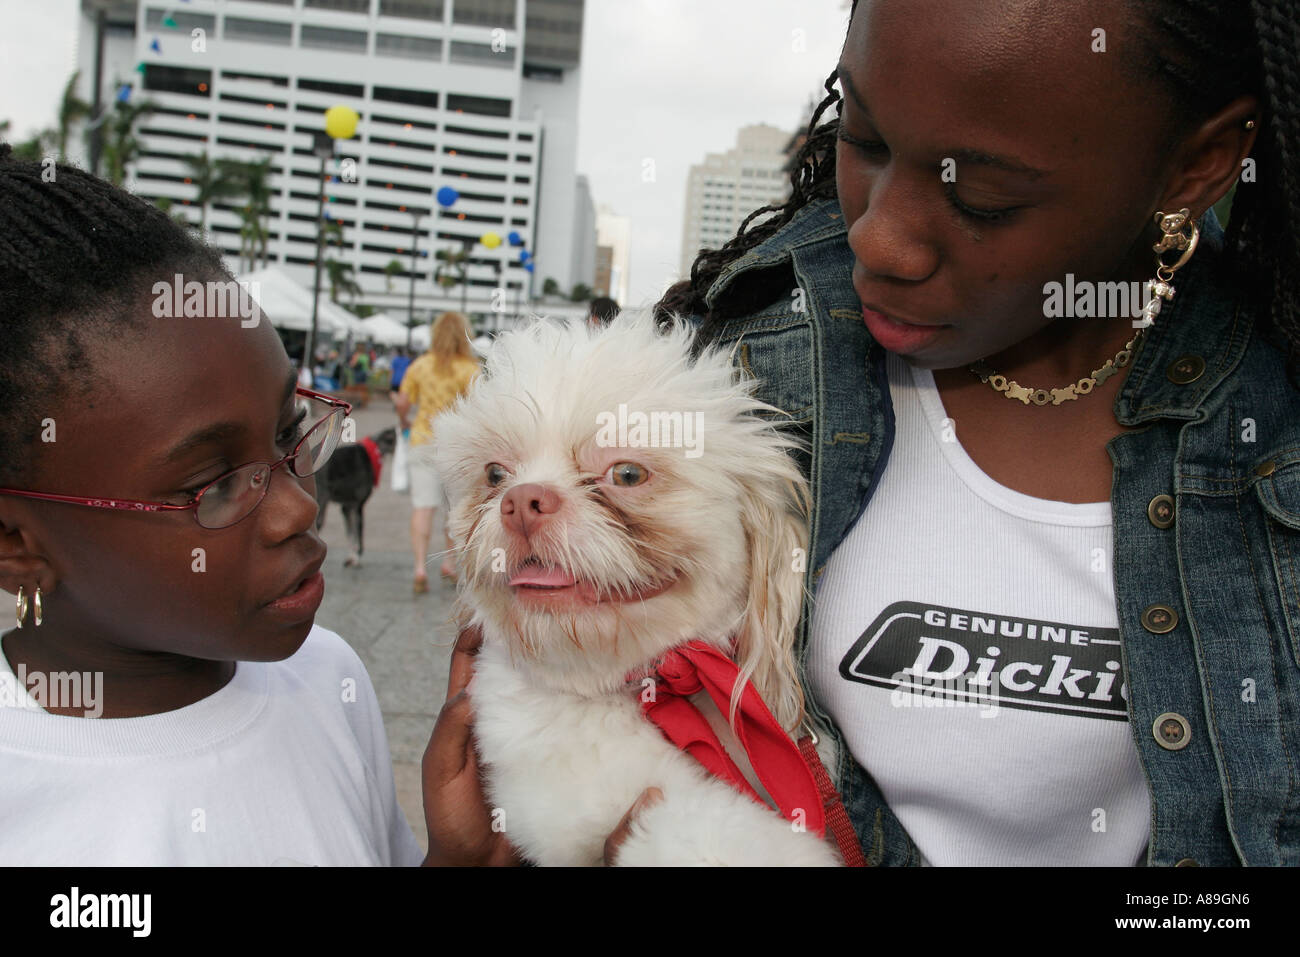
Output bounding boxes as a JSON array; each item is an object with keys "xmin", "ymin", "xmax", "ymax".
[{"xmin": 396, "ymin": 311, "xmax": 481, "ymax": 592}]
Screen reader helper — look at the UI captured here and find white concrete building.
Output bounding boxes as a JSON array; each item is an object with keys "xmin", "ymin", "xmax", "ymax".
[
  {"xmin": 73, "ymin": 0, "xmax": 591, "ymax": 333},
  {"xmin": 678, "ymin": 123, "xmax": 791, "ymax": 278}
]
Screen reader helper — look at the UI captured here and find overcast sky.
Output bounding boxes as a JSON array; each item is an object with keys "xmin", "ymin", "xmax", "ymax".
[{"xmin": 0, "ymin": 0, "xmax": 853, "ymax": 306}]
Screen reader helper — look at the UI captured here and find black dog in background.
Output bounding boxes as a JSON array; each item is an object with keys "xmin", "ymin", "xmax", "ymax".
[{"xmin": 315, "ymin": 426, "xmax": 397, "ymax": 568}]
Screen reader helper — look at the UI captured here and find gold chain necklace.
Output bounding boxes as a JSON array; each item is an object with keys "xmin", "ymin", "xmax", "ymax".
[
  {"xmin": 967, "ymin": 327, "xmax": 1146, "ymax": 406},
  {"xmin": 966, "ymin": 206, "xmax": 1201, "ymax": 406}
]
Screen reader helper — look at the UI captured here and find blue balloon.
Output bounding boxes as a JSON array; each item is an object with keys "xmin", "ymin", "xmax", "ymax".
[
  {"xmin": 518, "ymin": 250, "xmax": 530, "ymax": 263},
  {"xmin": 507, "ymin": 231, "xmax": 522, "ymax": 246},
  {"xmin": 524, "ymin": 262, "xmax": 535, "ymax": 273},
  {"xmin": 436, "ymin": 186, "xmax": 459, "ymax": 207}
]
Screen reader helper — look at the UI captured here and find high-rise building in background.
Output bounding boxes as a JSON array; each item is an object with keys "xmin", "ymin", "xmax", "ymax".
[
  {"xmin": 569, "ymin": 172, "xmax": 595, "ymax": 295},
  {"xmin": 678, "ymin": 123, "xmax": 790, "ymax": 279},
  {"xmin": 593, "ymin": 243, "xmax": 612, "ymax": 299},
  {"xmin": 595, "ymin": 203, "xmax": 629, "ymax": 306},
  {"xmin": 73, "ymin": 0, "xmax": 594, "ymax": 330}
]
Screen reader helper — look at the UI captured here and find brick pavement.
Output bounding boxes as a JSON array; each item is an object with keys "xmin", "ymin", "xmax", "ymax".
[{"xmin": 313, "ymin": 392, "xmax": 459, "ymax": 856}]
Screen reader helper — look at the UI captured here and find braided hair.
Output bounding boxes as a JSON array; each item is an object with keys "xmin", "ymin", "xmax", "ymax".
[
  {"xmin": 660, "ymin": 0, "xmax": 1300, "ymax": 388},
  {"xmin": 0, "ymin": 142, "xmax": 229, "ymax": 485}
]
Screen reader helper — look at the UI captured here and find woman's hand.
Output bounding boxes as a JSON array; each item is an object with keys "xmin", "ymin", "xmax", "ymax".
[
  {"xmin": 602, "ymin": 787, "xmax": 664, "ymax": 866},
  {"xmin": 421, "ymin": 623, "xmax": 522, "ymax": 866}
]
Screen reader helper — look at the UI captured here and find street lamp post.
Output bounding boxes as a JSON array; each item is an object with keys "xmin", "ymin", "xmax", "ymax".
[
  {"xmin": 406, "ymin": 209, "xmax": 423, "ymax": 352},
  {"xmin": 304, "ymin": 106, "xmax": 358, "ymax": 382},
  {"xmin": 304, "ymin": 130, "xmax": 333, "ymax": 381},
  {"xmin": 460, "ymin": 237, "xmax": 472, "ymax": 315}
]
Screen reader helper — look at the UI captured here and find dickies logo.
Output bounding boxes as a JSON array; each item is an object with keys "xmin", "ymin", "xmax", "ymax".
[{"xmin": 838, "ymin": 601, "xmax": 1128, "ymax": 720}]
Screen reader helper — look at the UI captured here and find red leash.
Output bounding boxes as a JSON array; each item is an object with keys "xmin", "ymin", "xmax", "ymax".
[
  {"xmin": 639, "ymin": 640, "xmax": 867, "ymax": 866},
  {"xmin": 797, "ymin": 733, "xmax": 868, "ymax": 867}
]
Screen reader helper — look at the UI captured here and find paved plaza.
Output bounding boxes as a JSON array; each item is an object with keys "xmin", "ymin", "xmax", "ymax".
[{"xmin": 313, "ymin": 393, "xmax": 460, "ymax": 856}]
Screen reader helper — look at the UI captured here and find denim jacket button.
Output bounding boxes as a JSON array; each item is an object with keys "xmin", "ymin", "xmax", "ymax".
[
  {"xmin": 1254, "ymin": 460, "xmax": 1276, "ymax": 477},
  {"xmin": 1174, "ymin": 857, "xmax": 1199, "ymax": 867},
  {"xmin": 1141, "ymin": 604, "xmax": 1179, "ymax": 633},
  {"xmin": 1166, "ymin": 355, "xmax": 1206, "ymax": 384},
  {"xmin": 1147, "ymin": 494, "xmax": 1175, "ymax": 528},
  {"xmin": 1153, "ymin": 712, "xmax": 1192, "ymax": 750}
]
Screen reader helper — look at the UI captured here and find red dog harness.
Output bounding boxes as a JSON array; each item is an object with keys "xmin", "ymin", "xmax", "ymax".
[
  {"xmin": 638, "ymin": 640, "xmax": 867, "ymax": 866},
  {"xmin": 360, "ymin": 436, "xmax": 382, "ymax": 487}
]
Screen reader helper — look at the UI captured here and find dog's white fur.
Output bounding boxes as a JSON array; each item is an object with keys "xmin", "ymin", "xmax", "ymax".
[{"xmin": 432, "ymin": 312, "xmax": 841, "ymax": 865}]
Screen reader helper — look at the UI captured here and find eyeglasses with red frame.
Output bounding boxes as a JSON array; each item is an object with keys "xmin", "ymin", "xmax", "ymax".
[{"xmin": 0, "ymin": 387, "xmax": 353, "ymax": 530}]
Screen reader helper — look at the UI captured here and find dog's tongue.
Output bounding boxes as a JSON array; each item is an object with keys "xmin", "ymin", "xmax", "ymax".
[{"xmin": 509, "ymin": 564, "xmax": 577, "ymax": 587}]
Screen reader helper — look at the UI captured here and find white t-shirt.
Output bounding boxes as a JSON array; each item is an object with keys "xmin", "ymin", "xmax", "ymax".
[
  {"xmin": 0, "ymin": 625, "xmax": 424, "ymax": 866},
  {"xmin": 809, "ymin": 352, "xmax": 1149, "ymax": 866}
]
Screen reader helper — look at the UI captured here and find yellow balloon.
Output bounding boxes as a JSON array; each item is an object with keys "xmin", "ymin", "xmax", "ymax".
[
  {"xmin": 480, "ymin": 232, "xmax": 502, "ymax": 249},
  {"xmin": 324, "ymin": 105, "xmax": 359, "ymax": 140}
]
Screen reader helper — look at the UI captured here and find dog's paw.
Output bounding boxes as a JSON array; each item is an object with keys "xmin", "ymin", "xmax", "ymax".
[{"xmin": 343, "ymin": 555, "xmax": 361, "ymax": 569}]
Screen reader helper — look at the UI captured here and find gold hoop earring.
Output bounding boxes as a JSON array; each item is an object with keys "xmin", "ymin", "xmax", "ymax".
[
  {"xmin": 33, "ymin": 586, "xmax": 42, "ymax": 627},
  {"xmin": 1137, "ymin": 207, "xmax": 1201, "ymax": 327},
  {"xmin": 15, "ymin": 585, "xmax": 28, "ymax": 629}
]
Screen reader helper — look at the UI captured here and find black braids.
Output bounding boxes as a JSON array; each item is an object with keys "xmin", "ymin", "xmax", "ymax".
[
  {"xmin": 2, "ymin": 178, "xmax": 104, "ymax": 272},
  {"xmin": 0, "ymin": 145, "xmax": 231, "ymax": 486},
  {"xmin": 1247, "ymin": 0, "xmax": 1300, "ymax": 386},
  {"xmin": 1138, "ymin": 0, "xmax": 1300, "ymax": 388}
]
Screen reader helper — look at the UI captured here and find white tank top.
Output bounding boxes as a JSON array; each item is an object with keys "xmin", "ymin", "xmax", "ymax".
[{"xmin": 809, "ymin": 351, "xmax": 1149, "ymax": 865}]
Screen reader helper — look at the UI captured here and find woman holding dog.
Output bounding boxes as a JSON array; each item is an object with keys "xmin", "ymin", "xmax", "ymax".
[
  {"xmin": 397, "ymin": 311, "xmax": 481, "ymax": 593},
  {"xmin": 423, "ymin": 0, "xmax": 1300, "ymax": 866}
]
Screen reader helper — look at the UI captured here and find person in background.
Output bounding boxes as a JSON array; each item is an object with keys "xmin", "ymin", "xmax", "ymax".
[
  {"xmin": 389, "ymin": 346, "xmax": 411, "ymax": 397},
  {"xmin": 387, "ymin": 347, "xmax": 414, "ymax": 495},
  {"xmin": 396, "ymin": 312, "xmax": 481, "ymax": 593},
  {"xmin": 588, "ymin": 296, "xmax": 621, "ymax": 329},
  {"xmin": 347, "ymin": 345, "xmax": 371, "ymax": 389}
]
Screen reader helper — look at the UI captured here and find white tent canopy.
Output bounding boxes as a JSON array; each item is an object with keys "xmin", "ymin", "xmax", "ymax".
[
  {"xmin": 359, "ymin": 313, "xmax": 412, "ymax": 347},
  {"xmin": 237, "ymin": 266, "xmax": 363, "ymax": 340}
]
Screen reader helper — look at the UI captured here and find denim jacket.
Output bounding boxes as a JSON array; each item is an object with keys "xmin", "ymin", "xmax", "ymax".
[{"xmin": 694, "ymin": 197, "xmax": 1300, "ymax": 866}]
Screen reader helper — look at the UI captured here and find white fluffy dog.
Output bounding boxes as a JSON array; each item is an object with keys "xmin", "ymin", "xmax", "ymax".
[{"xmin": 432, "ymin": 312, "xmax": 842, "ymax": 866}]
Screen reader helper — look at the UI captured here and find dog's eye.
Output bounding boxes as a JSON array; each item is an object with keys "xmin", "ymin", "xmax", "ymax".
[
  {"xmin": 607, "ymin": 462, "xmax": 649, "ymax": 487},
  {"xmin": 486, "ymin": 463, "xmax": 509, "ymax": 486}
]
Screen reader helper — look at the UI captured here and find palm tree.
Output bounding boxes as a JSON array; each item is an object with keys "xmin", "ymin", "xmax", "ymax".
[
  {"xmin": 384, "ymin": 258, "xmax": 404, "ymax": 293},
  {"xmin": 233, "ymin": 156, "xmax": 275, "ymax": 269},
  {"xmin": 238, "ymin": 212, "xmax": 268, "ymax": 273},
  {"xmin": 4, "ymin": 115, "xmax": 56, "ymax": 161},
  {"xmin": 434, "ymin": 244, "xmax": 469, "ymax": 291},
  {"xmin": 321, "ymin": 216, "xmax": 360, "ymax": 304},
  {"xmin": 56, "ymin": 72, "xmax": 91, "ymax": 162},
  {"xmin": 101, "ymin": 96, "xmax": 157, "ymax": 186},
  {"xmin": 325, "ymin": 258, "xmax": 362, "ymax": 304},
  {"xmin": 214, "ymin": 155, "xmax": 275, "ymax": 269},
  {"xmin": 181, "ymin": 150, "xmax": 244, "ymax": 238},
  {"xmin": 321, "ymin": 218, "xmax": 344, "ymax": 249},
  {"xmin": 153, "ymin": 196, "xmax": 195, "ymax": 229}
]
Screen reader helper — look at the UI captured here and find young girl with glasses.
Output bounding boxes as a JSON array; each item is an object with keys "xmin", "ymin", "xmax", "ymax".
[{"xmin": 0, "ymin": 143, "xmax": 425, "ymax": 866}]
